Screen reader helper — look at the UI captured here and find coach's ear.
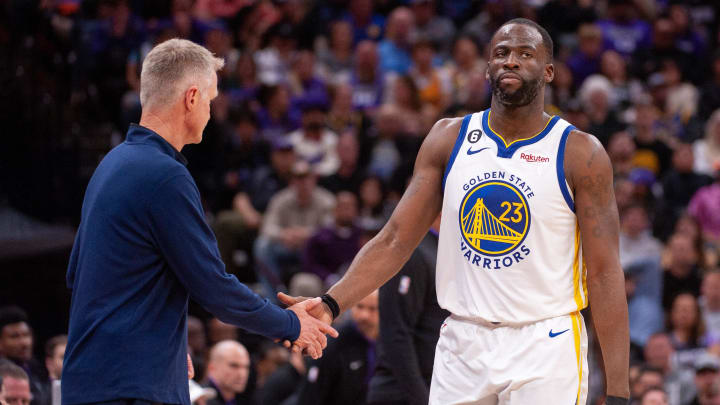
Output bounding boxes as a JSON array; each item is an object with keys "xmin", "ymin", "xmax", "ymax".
[{"xmin": 184, "ymin": 85, "xmax": 200, "ymax": 112}]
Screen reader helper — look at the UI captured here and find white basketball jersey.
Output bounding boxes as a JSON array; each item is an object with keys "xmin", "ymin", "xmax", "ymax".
[{"xmin": 437, "ymin": 109, "xmax": 587, "ymax": 324}]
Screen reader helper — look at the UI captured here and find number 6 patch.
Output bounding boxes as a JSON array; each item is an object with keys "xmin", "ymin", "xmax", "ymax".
[{"xmin": 467, "ymin": 129, "xmax": 482, "ymax": 143}]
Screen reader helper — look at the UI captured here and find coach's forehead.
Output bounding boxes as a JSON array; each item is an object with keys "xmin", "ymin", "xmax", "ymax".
[{"xmin": 491, "ymin": 23, "xmax": 543, "ymax": 50}]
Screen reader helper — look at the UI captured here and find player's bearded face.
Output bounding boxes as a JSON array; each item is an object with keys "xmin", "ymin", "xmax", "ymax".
[{"xmin": 490, "ymin": 71, "xmax": 543, "ymax": 107}]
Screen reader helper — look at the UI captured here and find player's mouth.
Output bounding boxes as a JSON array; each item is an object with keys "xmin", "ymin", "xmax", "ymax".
[{"xmin": 499, "ymin": 73, "xmax": 522, "ymax": 85}]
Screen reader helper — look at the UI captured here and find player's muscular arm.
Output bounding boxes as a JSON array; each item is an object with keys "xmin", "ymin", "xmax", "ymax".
[
  {"xmin": 566, "ymin": 130, "xmax": 630, "ymax": 400},
  {"xmin": 325, "ymin": 118, "xmax": 463, "ymax": 313}
]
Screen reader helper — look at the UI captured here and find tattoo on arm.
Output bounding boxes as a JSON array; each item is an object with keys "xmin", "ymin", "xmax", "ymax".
[
  {"xmin": 586, "ymin": 148, "xmax": 598, "ymax": 168},
  {"xmin": 578, "ymin": 173, "xmax": 617, "ymax": 239}
]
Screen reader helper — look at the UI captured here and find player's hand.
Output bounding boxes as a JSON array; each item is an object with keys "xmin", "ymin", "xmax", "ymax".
[
  {"xmin": 279, "ymin": 292, "xmax": 335, "ymax": 354},
  {"xmin": 287, "ymin": 297, "xmax": 339, "ymax": 359},
  {"xmin": 187, "ymin": 353, "xmax": 194, "ymax": 380},
  {"xmin": 276, "ymin": 293, "xmax": 311, "ymax": 349},
  {"xmin": 278, "ymin": 292, "xmax": 334, "ymax": 323},
  {"xmin": 277, "ymin": 292, "xmax": 309, "ymax": 306},
  {"xmin": 278, "ymin": 293, "xmax": 334, "ymax": 326}
]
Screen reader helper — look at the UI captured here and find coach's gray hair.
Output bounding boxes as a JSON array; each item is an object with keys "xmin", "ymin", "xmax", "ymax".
[{"xmin": 140, "ymin": 38, "xmax": 224, "ymax": 109}]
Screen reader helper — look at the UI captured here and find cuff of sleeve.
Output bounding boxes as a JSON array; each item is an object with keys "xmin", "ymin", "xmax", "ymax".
[
  {"xmin": 285, "ymin": 309, "xmax": 301, "ymax": 341},
  {"xmin": 228, "ymin": 299, "xmax": 300, "ymax": 341}
]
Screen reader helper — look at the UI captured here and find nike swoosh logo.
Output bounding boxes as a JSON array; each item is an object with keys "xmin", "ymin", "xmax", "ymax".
[
  {"xmin": 467, "ymin": 147, "xmax": 490, "ymax": 155},
  {"xmin": 549, "ymin": 329, "xmax": 570, "ymax": 338}
]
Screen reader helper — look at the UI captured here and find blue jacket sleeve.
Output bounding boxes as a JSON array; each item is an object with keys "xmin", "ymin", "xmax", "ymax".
[{"xmin": 147, "ymin": 174, "xmax": 300, "ymax": 341}]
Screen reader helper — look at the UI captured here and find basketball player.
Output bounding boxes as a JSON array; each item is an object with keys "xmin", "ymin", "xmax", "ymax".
[{"xmin": 281, "ymin": 18, "xmax": 629, "ymax": 404}]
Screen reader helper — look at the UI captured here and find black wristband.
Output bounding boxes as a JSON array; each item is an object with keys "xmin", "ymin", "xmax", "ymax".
[
  {"xmin": 321, "ymin": 294, "xmax": 340, "ymax": 320},
  {"xmin": 606, "ymin": 396, "xmax": 629, "ymax": 405}
]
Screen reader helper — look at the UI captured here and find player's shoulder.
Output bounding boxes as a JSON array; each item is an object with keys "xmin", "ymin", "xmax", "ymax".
[
  {"xmin": 431, "ymin": 116, "xmax": 466, "ymax": 134},
  {"xmin": 565, "ymin": 128, "xmax": 605, "ymax": 160},
  {"xmin": 422, "ymin": 116, "xmax": 467, "ymax": 156},
  {"xmin": 563, "ymin": 128, "xmax": 612, "ymax": 181},
  {"xmin": 430, "ymin": 116, "xmax": 467, "ymax": 141}
]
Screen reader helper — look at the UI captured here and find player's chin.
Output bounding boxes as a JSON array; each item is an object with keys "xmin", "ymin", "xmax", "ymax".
[{"xmin": 498, "ymin": 80, "xmax": 523, "ymax": 93}]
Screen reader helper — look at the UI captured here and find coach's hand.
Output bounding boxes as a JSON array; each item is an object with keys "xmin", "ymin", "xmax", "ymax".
[
  {"xmin": 278, "ymin": 292, "xmax": 334, "ymax": 324},
  {"xmin": 287, "ymin": 297, "xmax": 338, "ymax": 359}
]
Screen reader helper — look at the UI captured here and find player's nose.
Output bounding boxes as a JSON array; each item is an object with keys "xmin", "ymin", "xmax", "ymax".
[{"xmin": 503, "ymin": 52, "xmax": 521, "ymax": 70}]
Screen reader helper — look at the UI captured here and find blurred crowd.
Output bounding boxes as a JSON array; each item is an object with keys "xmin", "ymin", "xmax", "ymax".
[{"xmin": 3, "ymin": 0, "xmax": 720, "ymax": 404}]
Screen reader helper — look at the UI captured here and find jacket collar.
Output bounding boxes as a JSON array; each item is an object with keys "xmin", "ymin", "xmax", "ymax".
[{"xmin": 126, "ymin": 124, "xmax": 188, "ymax": 166}]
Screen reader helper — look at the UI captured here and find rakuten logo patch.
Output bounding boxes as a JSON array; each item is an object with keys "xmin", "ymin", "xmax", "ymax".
[{"xmin": 520, "ymin": 153, "xmax": 550, "ymax": 163}]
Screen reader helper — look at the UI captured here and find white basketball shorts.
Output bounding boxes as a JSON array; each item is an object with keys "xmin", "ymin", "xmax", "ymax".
[{"xmin": 429, "ymin": 312, "xmax": 588, "ymax": 405}]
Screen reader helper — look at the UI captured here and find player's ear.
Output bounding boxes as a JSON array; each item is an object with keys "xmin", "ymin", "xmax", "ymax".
[{"xmin": 544, "ymin": 63, "xmax": 554, "ymax": 84}]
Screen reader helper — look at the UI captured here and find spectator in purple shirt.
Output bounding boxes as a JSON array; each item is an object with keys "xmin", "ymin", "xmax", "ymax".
[
  {"xmin": 288, "ymin": 50, "xmax": 330, "ymax": 113},
  {"xmin": 567, "ymin": 24, "xmax": 605, "ymax": 87},
  {"xmin": 596, "ymin": 0, "xmax": 651, "ymax": 59},
  {"xmin": 256, "ymin": 84, "xmax": 301, "ymax": 141},
  {"xmin": 689, "ymin": 172, "xmax": 720, "ymax": 243},
  {"xmin": 302, "ymin": 191, "xmax": 362, "ymax": 288},
  {"xmin": 669, "ymin": 3, "xmax": 707, "ymax": 61},
  {"xmin": 349, "ymin": 41, "xmax": 385, "ymax": 112},
  {"xmin": 226, "ymin": 53, "xmax": 260, "ymax": 110}
]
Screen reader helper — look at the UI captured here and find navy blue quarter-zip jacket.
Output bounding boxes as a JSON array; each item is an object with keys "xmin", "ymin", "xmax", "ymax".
[{"xmin": 62, "ymin": 125, "xmax": 300, "ymax": 404}]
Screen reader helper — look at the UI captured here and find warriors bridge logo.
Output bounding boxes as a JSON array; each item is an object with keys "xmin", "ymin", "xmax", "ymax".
[{"xmin": 459, "ymin": 181, "xmax": 530, "ymax": 257}]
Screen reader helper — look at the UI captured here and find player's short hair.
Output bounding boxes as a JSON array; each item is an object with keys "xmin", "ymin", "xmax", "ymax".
[
  {"xmin": 140, "ymin": 38, "xmax": 224, "ymax": 109},
  {"xmin": 45, "ymin": 334, "xmax": 67, "ymax": 359},
  {"xmin": 0, "ymin": 359, "xmax": 29, "ymax": 381},
  {"xmin": 494, "ymin": 18, "xmax": 554, "ymax": 61},
  {"xmin": 0, "ymin": 306, "xmax": 29, "ymax": 335}
]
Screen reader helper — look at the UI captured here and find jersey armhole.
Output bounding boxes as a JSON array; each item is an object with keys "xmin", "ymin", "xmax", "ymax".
[
  {"xmin": 556, "ymin": 125, "xmax": 577, "ymax": 212},
  {"xmin": 442, "ymin": 114, "xmax": 472, "ymax": 192}
]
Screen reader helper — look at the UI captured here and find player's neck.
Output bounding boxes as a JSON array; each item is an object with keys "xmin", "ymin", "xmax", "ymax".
[{"xmin": 488, "ymin": 99, "xmax": 550, "ymax": 144}]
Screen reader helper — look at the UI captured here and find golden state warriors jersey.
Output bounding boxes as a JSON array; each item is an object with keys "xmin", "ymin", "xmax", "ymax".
[{"xmin": 437, "ymin": 110, "xmax": 587, "ymax": 324}]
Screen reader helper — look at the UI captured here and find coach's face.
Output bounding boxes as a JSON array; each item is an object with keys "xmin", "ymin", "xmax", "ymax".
[
  {"xmin": 185, "ymin": 72, "xmax": 218, "ymax": 144},
  {"xmin": 486, "ymin": 23, "xmax": 553, "ymax": 107}
]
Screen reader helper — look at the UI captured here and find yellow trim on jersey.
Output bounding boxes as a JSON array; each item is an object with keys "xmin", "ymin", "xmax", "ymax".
[
  {"xmin": 582, "ymin": 257, "xmax": 588, "ymax": 305},
  {"xmin": 572, "ymin": 223, "xmax": 585, "ymax": 311},
  {"xmin": 487, "ymin": 111, "xmax": 556, "ymax": 148},
  {"xmin": 571, "ymin": 312, "xmax": 583, "ymax": 404}
]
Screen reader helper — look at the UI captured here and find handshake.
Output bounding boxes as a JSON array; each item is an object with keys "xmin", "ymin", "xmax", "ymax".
[{"xmin": 279, "ymin": 292, "xmax": 339, "ymax": 359}]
